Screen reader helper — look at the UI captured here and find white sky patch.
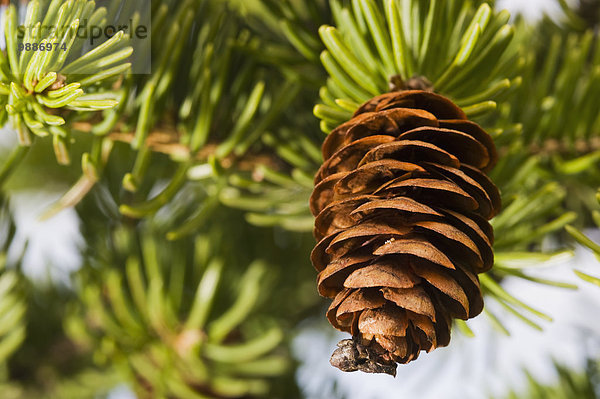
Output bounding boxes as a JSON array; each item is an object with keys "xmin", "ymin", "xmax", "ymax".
[
  {"xmin": 497, "ymin": 0, "xmax": 562, "ymax": 20},
  {"xmin": 9, "ymin": 191, "xmax": 83, "ymax": 284}
]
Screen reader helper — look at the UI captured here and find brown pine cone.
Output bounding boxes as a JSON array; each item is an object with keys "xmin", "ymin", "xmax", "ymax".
[{"xmin": 310, "ymin": 90, "xmax": 501, "ymax": 375}]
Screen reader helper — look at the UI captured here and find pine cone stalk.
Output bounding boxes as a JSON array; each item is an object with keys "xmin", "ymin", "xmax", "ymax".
[{"xmin": 310, "ymin": 90, "xmax": 501, "ymax": 375}]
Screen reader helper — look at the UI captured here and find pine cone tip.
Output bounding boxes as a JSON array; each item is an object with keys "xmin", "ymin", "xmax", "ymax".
[{"xmin": 330, "ymin": 338, "xmax": 398, "ymax": 377}]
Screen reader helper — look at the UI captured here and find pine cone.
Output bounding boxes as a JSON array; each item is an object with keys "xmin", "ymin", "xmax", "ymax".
[{"xmin": 310, "ymin": 90, "xmax": 501, "ymax": 375}]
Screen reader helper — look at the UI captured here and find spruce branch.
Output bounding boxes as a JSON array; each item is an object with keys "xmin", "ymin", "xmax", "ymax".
[
  {"xmin": 105, "ymin": 0, "xmax": 299, "ymax": 220},
  {"xmin": 314, "ymin": 0, "xmax": 519, "ymax": 132},
  {"xmin": 0, "ymin": 198, "xmax": 26, "ymax": 369},
  {"xmin": 493, "ymin": 17, "xmax": 600, "ymax": 222},
  {"xmin": 501, "ymin": 360, "xmax": 600, "ymax": 399},
  {"xmin": 565, "ymin": 191, "xmax": 600, "ymax": 286},
  {"xmin": 498, "ymin": 27, "xmax": 600, "ymax": 148},
  {"xmin": 39, "ymin": 0, "xmax": 298, "ymax": 220},
  {"xmin": 225, "ymin": 0, "xmax": 330, "ymax": 72},
  {"xmin": 558, "ymin": 0, "xmax": 600, "ymax": 31},
  {"xmin": 0, "ymin": 0, "xmax": 132, "ymax": 165},
  {"xmin": 0, "ymin": 196, "xmax": 117, "ymax": 397},
  {"xmin": 66, "ymin": 226, "xmax": 291, "ymax": 398}
]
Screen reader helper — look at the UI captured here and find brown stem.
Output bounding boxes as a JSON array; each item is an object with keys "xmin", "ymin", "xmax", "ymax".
[
  {"xmin": 389, "ymin": 75, "xmax": 434, "ymax": 92},
  {"xmin": 71, "ymin": 122, "xmax": 285, "ymax": 172},
  {"xmin": 525, "ymin": 137, "xmax": 600, "ymax": 156}
]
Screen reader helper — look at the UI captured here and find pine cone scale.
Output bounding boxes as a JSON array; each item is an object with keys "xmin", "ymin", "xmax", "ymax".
[
  {"xmin": 414, "ymin": 220, "xmax": 482, "ymax": 257},
  {"xmin": 314, "ymin": 196, "xmax": 375, "ymax": 238},
  {"xmin": 337, "ymin": 289, "xmax": 387, "ymax": 318},
  {"xmin": 461, "ymin": 164, "xmax": 502, "ymax": 214},
  {"xmin": 438, "ymin": 120, "xmax": 498, "ymax": 171},
  {"xmin": 317, "ymin": 135, "xmax": 397, "ymax": 181},
  {"xmin": 335, "ymin": 160, "xmax": 426, "ymax": 197},
  {"xmin": 343, "ymin": 262, "xmax": 422, "ymax": 290},
  {"xmin": 371, "ymin": 238, "xmax": 456, "ymax": 269},
  {"xmin": 381, "ymin": 286, "xmax": 437, "ymax": 320},
  {"xmin": 359, "ymin": 140, "xmax": 461, "ymax": 169},
  {"xmin": 422, "ymin": 162, "xmax": 494, "ymax": 218},
  {"xmin": 410, "ymin": 262, "xmax": 470, "ymax": 319},
  {"xmin": 321, "ymin": 108, "xmax": 441, "ymax": 160},
  {"xmin": 376, "ymin": 177, "xmax": 480, "ymax": 210},
  {"xmin": 397, "ymin": 127, "xmax": 491, "ymax": 169},
  {"xmin": 351, "ymin": 197, "xmax": 444, "ymax": 219}
]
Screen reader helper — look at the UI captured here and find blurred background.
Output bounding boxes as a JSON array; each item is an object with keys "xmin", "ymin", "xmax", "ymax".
[{"xmin": 1, "ymin": 0, "xmax": 600, "ymax": 398}]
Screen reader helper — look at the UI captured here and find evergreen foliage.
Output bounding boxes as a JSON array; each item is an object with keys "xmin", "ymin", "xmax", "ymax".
[
  {"xmin": 0, "ymin": 0, "xmax": 599, "ymax": 397},
  {"xmin": 501, "ymin": 360, "xmax": 600, "ymax": 399}
]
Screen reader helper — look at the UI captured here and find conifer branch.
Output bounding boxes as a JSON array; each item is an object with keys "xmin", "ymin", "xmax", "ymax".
[
  {"xmin": 1, "ymin": 0, "xmax": 132, "ymax": 165},
  {"xmin": 314, "ymin": 1, "xmax": 519, "ymax": 132}
]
